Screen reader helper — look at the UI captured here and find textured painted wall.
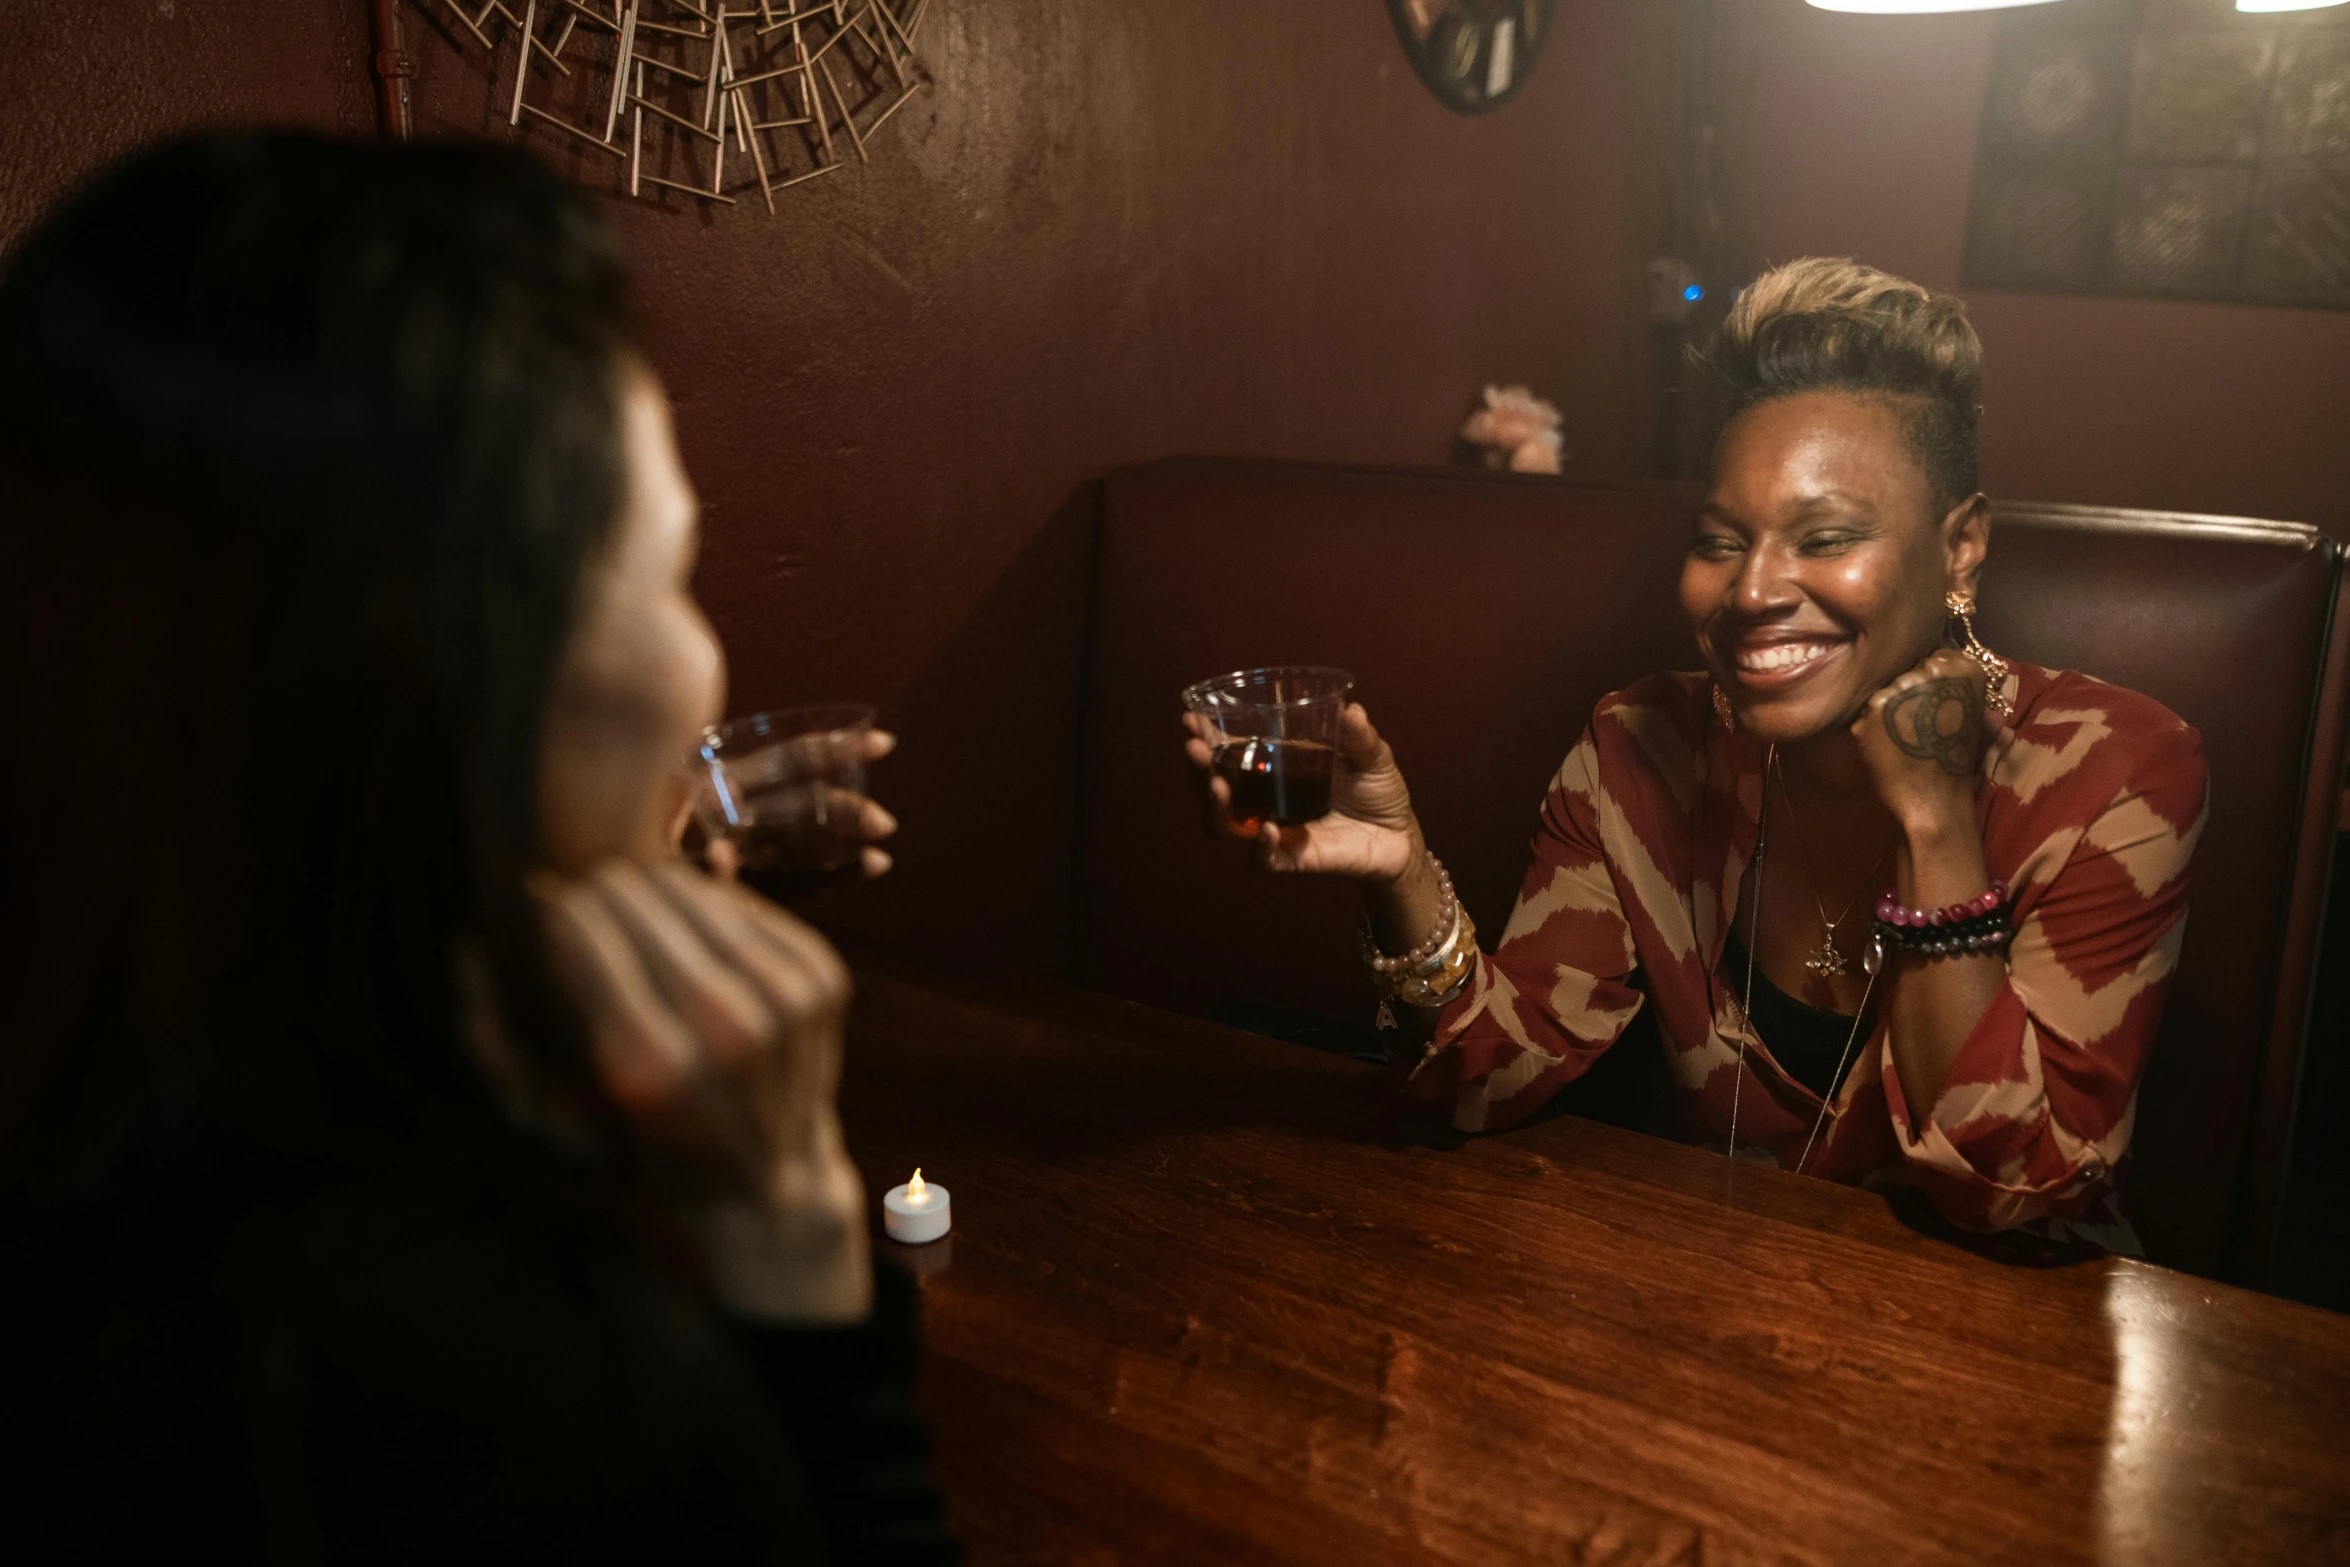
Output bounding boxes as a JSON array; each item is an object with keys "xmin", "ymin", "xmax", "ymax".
[
  {"xmin": 405, "ymin": 1, "xmax": 1654, "ymax": 971},
  {"xmin": 1735, "ymin": 0, "xmax": 2350, "ymax": 535},
  {"xmin": 0, "ymin": 1, "xmax": 1655, "ymax": 974},
  {"xmin": 0, "ymin": 2, "xmax": 375, "ymax": 236}
]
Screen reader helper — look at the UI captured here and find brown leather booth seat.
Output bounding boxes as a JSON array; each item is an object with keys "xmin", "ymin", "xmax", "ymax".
[{"xmin": 1075, "ymin": 457, "xmax": 2350, "ymax": 1286}]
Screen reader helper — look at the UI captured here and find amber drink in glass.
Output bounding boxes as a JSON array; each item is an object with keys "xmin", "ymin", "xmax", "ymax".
[{"xmin": 1181, "ymin": 666, "xmax": 1354, "ymax": 831}]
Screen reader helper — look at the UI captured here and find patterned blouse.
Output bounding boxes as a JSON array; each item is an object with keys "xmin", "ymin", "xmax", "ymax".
[{"xmin": 1416, "ymin": 661, "xmax": 2207, "ymax": 1244}]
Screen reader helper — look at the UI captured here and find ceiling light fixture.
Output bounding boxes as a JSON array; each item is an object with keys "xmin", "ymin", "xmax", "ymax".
[
  {"xmin": 2235, "ymin": 0, "xmax": 2350, "ymax": 13},
  {"xmin": 1805, "ymin": 0, "xmax": 2069, "ymax": 12}
]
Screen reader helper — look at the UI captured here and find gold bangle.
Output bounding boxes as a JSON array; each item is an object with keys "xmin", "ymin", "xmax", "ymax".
[{"xmin": 1390, "ymin": 909, "xmax": 1477, "ymax": 1007}]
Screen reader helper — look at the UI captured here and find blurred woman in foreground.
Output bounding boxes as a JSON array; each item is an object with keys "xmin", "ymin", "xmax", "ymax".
[{"xmin": 0, "ymin": 131, "xmax": 947, "ymax": 1561}]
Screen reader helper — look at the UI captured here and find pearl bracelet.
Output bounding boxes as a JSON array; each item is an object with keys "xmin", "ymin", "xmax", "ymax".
[
  {"xmin": 1359, "ymin": 853, "xmax": 1458, "ymax": 976},
  {"xmin": 1359, "ymin": 852, "xmax": 1479, "ymax": 1009}
]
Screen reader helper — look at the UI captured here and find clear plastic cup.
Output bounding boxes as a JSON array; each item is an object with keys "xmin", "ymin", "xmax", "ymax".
[
  {"xmin": 1180, "ymin": 665, "xmax": 1354, "ymax": 830},
  {"xmin": 687, "ymin": 703, "xmax": 875, "ymax": 900}
]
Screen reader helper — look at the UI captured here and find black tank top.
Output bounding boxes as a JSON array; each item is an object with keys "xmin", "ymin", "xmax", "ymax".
[{"xmin": 1719, "ymin": 930, "xmax": 1875, "ymax": 1102}]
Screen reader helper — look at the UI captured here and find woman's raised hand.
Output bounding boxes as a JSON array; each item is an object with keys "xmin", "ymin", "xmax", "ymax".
[
  {"xmin": 1184, "ymin": 701, "xmax": 1422, "ymax": 885},
  {"xmin": 532, "ymin": 860, "xmax": 871, "ymax": 1324},
  {"xmin": 837, "ymin": 726, "xmax": 901, "ymax": 879},
  {"xmin": 677, "ymin": 727, "xmax": 901, "ymax": 883},
  {"xmin": 1849, "ymin": 648, "xmax": 1990, "ymax": 835}
]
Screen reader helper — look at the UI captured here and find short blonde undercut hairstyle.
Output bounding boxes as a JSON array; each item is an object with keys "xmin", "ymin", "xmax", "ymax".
[{"xmin": 1703, "ymin": 257, "xmax": 1984, "ymax": 515}]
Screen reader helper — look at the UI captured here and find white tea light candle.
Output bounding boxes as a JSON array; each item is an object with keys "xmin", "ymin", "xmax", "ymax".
[{"xmin": 883, "ymin": 1168, "xmax": 951, "ymax": 1244}]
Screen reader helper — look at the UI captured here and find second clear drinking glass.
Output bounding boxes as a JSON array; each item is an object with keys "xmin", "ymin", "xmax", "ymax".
[{"xmin": 1180, "ymin": 665, "xmax": 1354, "ymax": 831}]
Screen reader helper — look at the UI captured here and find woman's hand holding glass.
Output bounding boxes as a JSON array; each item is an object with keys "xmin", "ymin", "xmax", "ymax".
[
  {"xmin": 688, "ymin": 725, "xmax": 902, "ymax": 888},
  {"xmin": 1185, "ymin": 701, "xmax": 1421, "ymax": 882},
  {"xmin": 1184, "ymin": 700, "xmax": 1459, "ymax": 964}
]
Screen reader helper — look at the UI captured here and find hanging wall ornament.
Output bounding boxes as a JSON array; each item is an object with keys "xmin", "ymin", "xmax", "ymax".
[
  {"xmin": 1385, "ymin": 0, "xmax": 1556, "ymax": 115},
  {"xmin": 409, "ymin": 0, "xmax": 934, "ymax": 213}
]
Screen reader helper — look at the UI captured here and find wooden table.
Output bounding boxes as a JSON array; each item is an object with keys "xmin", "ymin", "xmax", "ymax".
[{"xmin": 840, "ymin": 973, "xmax": 2350, "ymax": 1565}]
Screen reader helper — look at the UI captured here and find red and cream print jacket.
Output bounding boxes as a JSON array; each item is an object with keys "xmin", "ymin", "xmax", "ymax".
[{"xmin": 1416, "ymin": 661, "xmax": 2206, "ymax": 1243}]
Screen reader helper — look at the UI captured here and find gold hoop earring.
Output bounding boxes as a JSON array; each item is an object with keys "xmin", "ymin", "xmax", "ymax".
[
  {"xmin": 1713, "ymin": 681, "xmax": 1738, "ymax": 732},
  {"xmin": 1945, "ymin": 589, "xmax": 2014, "ymax": 716}
]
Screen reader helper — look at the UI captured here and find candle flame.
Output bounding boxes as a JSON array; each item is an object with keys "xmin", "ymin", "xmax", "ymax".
[{"xmin": 907, "ymin": 1168, "xmax": 926, "ymax": 1201}]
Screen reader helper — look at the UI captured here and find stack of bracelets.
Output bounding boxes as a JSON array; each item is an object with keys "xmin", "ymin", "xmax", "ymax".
[
  {"xmin": 1868, "ymin": 880, "xmax": 2014, "ymax": 970},
  {"xmin": 1359, "ymin": 852, "xmax": 1480, "ymax": 1008}
]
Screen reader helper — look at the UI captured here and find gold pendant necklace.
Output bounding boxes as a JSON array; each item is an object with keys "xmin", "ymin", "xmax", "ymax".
[
  {"xmin": 1772, "ymin": 754, "xmax": 1889, "ymax": 987},
  {"xmin": 1805, "ymin": 934, "xmax": 1849, "ymax": 980}
]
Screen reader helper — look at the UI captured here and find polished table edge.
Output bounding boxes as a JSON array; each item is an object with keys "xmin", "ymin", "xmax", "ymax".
[{"xmin": 843, "ymin": 963, "xmax": 2350, "ymax": 1329}]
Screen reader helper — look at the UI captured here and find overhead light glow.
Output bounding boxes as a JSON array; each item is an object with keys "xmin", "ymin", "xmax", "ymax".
[
  {"xmin": 2236, "ymin": 0, "xmax": 2350, "ymax": 12},
  {"xmin": 1806, "ymin": 0, "xmax": 2069, "ymax": 12}
]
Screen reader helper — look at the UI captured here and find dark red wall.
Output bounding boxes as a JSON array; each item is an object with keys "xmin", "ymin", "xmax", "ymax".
[
  {"xmin": 0, "ymin": 0, "xmax": 1658, "ymax": 975},
  {"xmin": 1738, "ymin": 0, "xmax": 2350, "ymax": 534},
  {"xmin": 537, "ymin": 2, "xmax": 1659, "ymax": 972},
  {"xmin": 0, "ymin": 3, "xmax": 374, "ymax": 234}
]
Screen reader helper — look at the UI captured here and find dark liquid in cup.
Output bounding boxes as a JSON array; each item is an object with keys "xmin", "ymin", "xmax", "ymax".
[
  {"xmin": 1212, "ymin": 737, "xmax": 1335, "ymax": 828},
  {"xmin": 733, "ymin": 818, "xmax": 863, "ymax": 903}
]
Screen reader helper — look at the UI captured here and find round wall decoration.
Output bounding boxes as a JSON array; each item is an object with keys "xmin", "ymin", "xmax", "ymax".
[
  {"xmin": 408, "ymin": 0, "xmax": 933, "ymax": 214},
  {"xmin": 1384, "ymin": 0, "xmax": 1556, "ymax": 115}
]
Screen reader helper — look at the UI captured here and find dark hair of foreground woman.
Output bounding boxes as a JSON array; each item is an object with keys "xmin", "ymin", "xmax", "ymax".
[{"xmin": 0, "ymin": 131, "xmax": 954, "ymax": 1563}]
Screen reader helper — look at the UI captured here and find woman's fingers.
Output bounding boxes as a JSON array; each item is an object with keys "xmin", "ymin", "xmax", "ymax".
[
  {"xmin": 861, "ymin": 845, "xmax": 894, "ymax": 879},
  {"xmin": 729, "ymin": 890, "xmax": 854, "ymax": 1106},
  {"xmin": 836, "ymin": 784, "xmax": 888, "ymax": 845},
  {"xmin": 639, "ymin": 863, "xmax": 841, "ymax": 1071},
  {"xmin": 1339, "ymin": 702, "xmax": 1386, "ymax": 770},
  {"xmin": 859, "ymin": 728, "xmax": 898, "ymax": 763},
  {"xmin": 639, "ymin": 864, "xmax": 851, "ymax": 1142},
  {"xmin": 533, "ymin": 875, "xmax": 699, "ymax": 1110},
  {"xmin": 704, "ymin": 834, "xmax": 742, "ymax": 881},
  {"xmin": 1182, "ymin": 718, "xmax": 1254, "ymax": 838},
  {"xmin": 594, "ymin": 863, "xmax": 776, "ymax": 1064},
  {"xmin": 726, "ymin": 882, "xmax": 853, "ymax": 1013},
  {"xmin": 1257, "ymin": 820, "xmax": 1309, "ymax": 872}
]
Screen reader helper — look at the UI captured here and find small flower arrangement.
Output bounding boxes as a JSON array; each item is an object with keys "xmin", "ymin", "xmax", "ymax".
[{"xmin": 1459, "ymin": 384, "xmax": 1564, "ymax": 474}]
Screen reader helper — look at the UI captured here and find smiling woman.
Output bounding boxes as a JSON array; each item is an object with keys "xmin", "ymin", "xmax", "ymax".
[{"xmin": 1183, "ymin": 258, "xmax": 2210, "ymax": 1252}]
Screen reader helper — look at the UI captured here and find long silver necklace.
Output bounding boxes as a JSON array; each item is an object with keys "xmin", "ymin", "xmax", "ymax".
[{"xmin": 1726, "ymin": 744, "xmax": 1883, "ymax": 1173}]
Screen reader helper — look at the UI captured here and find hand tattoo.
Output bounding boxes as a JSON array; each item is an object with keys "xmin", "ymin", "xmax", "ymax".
[{"xmin": 1884, "ymin": 676, "xmax": 1984, "ymax": 778}]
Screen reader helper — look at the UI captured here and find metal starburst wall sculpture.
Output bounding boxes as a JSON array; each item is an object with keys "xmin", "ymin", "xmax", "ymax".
[{"xmin": 411, "ymin": 0, "xmax": 933, "ymax": 213}]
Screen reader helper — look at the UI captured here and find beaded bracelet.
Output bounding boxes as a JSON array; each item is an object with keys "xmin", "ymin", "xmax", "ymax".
[
  {"xmin": 1359, "ymin": 853, "xmax": 1458, "ymax": 976},
  {"xmin": 1869, "ymin": 881, "xmax": 2013, "ymax": 964},
  {"xmin": 1875, "ymin": 881, "xmax": 2010, "ymax": 931}
]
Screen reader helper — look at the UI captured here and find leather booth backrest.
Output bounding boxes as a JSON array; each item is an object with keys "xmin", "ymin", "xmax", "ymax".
[{"xmin": 1076, "ymin": 457, "xmax": 2350, "ymax": 1284}]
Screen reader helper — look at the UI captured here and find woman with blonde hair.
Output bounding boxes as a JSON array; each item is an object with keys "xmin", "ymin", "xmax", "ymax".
[{"xmin": 1189, "ymin": 258, "xmax": 2206, "ymax": 1249}]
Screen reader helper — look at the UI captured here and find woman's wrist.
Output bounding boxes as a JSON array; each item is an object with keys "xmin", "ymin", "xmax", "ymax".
[
  {"xmin": 1894, "ymin": 804, "xmax": 1993, "ymax": 911},
  {"xmin": 1895, "ymin": 791, "xmax": 1977, "ymax": 857},
  {"xmin": 692, "ymin": 1141, "xmax": 872, "ymax": 1323},
  {"xmin": 689, "ymin": 1188, "xmax": 872, "ymax": 1324},
  {"xmin": 1361, "ymin": 830, "xmax": 1450, "ymax": 955},
  {"xmin": 1359, "ymin": 818, "xmax": 1429, "ymax": 890}
]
